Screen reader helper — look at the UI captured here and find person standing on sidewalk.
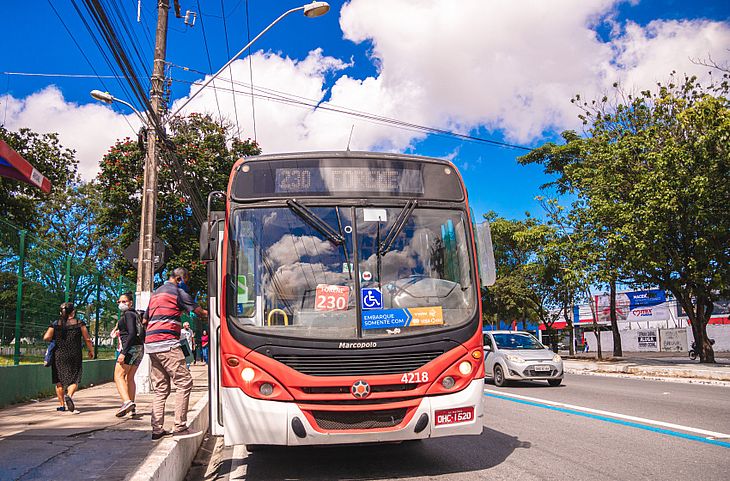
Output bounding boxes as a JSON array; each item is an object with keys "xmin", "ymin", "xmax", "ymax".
[
  {"xmin": 43, "ymin": 302, "xmax": 94, "ymax": 412},
  {"xmin": 200, "ymin": 330, "xmax": 210, "ymax": 365},
  {"xmin": 144, "ymin": 268, "xmax": 208, "ymax": 440},
  {"xmin": 114, "ymin": 292, "xmax": 144, "ymax": 417},
  {"xmin": 180, "ymin": 322, "xmax": 195, "ymax": 370}
]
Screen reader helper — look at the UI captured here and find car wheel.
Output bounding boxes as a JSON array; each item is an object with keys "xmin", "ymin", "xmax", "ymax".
[
  {"xmin": 548, "ymin": 378, "xmax": 562, "ymax": 387},
  {"xmin": 494, "ymin": 365, "xmax": 507, "ymax": 387}
]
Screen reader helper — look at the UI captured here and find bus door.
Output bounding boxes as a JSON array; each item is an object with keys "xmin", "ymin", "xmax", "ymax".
[{"xmin": 202, "ymin": 214, "xmax": 225, "ymax": 436}]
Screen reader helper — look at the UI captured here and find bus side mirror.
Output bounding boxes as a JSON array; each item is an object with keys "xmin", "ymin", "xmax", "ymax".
[
  {"xmin": 475, "ymin": 221, "xmax": 496, "ymax": 287},
  {"xmin": 200, "ymin": 212, "xmax": 224, "ymax": 262}
]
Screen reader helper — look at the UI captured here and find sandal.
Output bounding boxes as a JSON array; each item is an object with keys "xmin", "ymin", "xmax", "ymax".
[{"xmin": 64, "ymin": 395, "xmax": 75, "ymax": 412}]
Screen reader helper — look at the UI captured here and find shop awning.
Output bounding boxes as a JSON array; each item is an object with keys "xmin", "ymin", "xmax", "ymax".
[
  {"xmin": 539, "ymin": 321, "xmax": 568, "ymax": 330},
  {"xmin": 0, "ymin": 140, "xmax": 51, "ymax": 193}
]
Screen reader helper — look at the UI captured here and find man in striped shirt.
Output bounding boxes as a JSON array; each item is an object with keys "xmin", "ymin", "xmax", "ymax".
[{"xmin": 144, "ymin": 267, "xmax": 208, "ymax": 440}]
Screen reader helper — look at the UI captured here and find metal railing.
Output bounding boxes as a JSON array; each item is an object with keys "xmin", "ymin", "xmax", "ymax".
[{"xmin": 0, "ymin": 219, "xmax": 135, "ymax": 365}]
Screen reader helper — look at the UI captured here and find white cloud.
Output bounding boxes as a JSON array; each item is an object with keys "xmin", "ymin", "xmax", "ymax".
[
  {"xmin": 1, "ymin": 85, "xmax": 140, "ymax": 180},
  {"xmin": 338, "ymin": 0, "xmax": 730, "ymax": 143},
  {"xmin": 4, "ymin": 1, "xmax": 730, "ymax": 180}
]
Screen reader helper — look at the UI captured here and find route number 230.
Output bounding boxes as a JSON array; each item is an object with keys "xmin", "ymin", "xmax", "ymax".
[{"xmin": 401, "ymin": 372, "xmax": 429, "ymax": 383}]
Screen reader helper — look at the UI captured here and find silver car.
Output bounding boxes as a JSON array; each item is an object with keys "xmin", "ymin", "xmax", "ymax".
[{"xmin": 483, "ymin": 330, "xmax": 564, "ymax": 387}]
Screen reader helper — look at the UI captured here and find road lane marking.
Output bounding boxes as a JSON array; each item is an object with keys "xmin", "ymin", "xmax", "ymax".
[{"xmin": 484, "ymin": 388, "xmax": 730, "ymax": 449}]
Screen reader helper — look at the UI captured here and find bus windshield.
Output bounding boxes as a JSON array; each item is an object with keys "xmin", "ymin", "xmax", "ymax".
[{"xmin": 228, "ymin": 205, "xmax": 476, "ymax": 339}]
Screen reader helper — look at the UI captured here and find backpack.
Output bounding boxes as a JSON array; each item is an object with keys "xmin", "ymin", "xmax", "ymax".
[{"xmin": 132, "ymin": 310, "xmax": 146, "ymax": 342}]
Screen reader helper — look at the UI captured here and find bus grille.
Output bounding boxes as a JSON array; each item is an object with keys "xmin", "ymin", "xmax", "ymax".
[
  {"xmin": 311, "ymin": 408, "xmax": 407, "ymax": 430},
  {"xmin": 273, "ymin": 351, "xmax": 442, "ymax": 376}
]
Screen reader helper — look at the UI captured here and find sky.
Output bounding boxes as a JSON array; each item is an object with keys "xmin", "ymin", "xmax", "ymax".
[{"xmin": 2, "ymin": 0, "xmax": 729, "ymax": 221}]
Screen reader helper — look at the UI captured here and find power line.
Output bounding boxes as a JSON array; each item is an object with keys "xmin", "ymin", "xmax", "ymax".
[
  {"xmin": 1, "ymin": 71, "xmax": 131, "ymax": 79},
  {"xmin": 244, "ymin": 0, "xmax": 257, "ymax": 141},
  {"xmin": 45, "ymin": 0, "xmax": 137, "ymax": 133},
  {"xmin": 220, "ymin": 0, "xmax": 241, "ymax": 138},
  {"xmin": 195, "ymin": 0, "xmax": 223, "ymax": 123},
  {"xmin": 170, "ymin": 76, "xmax": 533, "ymax": 151}
]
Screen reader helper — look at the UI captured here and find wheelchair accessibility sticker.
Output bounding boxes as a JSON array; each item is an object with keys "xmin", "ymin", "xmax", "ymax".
[
  {"xmin": 362, "ymin": 306, "xmax": 443, "ymax": 330},
  {"xmin": 361, "ymin": 288, "xmax": 383, "ymax": 310}
]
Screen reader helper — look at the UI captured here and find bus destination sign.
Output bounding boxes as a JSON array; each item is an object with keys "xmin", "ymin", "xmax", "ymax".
[{"xmin": 275, "ymin": 167, "xmax": 424, "ymax": 195}]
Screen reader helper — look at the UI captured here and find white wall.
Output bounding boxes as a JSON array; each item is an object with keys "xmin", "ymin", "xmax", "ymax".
[
  {"xmin": 584, "ymin": 325, "xmax": 730, "ymax": 353},
  {"xmin": 586, "ymin": 328, "xmax": 660, "ymax": 353},
  {"xmin": 686, "ymin": 325, "xmax": 730, "ymax": 352}
]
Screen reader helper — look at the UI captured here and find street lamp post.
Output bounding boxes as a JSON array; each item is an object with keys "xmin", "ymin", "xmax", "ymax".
[
  {"xmin": 91, "ymin": 1, "xmax": 330, "ymax": 307},
  {"xmin": 90, "ymin": 90, "xmax": 148, "ymax": 126},
  {"xmin": 167, "ymin": 1, "xmax": 330, "ymax": 123}
]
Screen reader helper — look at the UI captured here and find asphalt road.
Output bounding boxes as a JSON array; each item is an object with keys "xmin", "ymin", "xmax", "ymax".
[{"xmin": 192, "ymin": 374, "xmax": 730, "ymax": 481}]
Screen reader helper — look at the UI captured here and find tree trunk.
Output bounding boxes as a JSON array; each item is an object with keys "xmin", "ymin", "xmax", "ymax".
[
  {"xmin": 695, "ymin": 295, "xmax": 716, "ymax": 363},
  {"xmin": 676, "ymin": 290, "xmax": 716, "ymax": 364},
  {"xmin": 585, "ymin": 288, "xmax": 602, "ymax": 360},
  {"xmin": 609, "ymin": 280, "xmax": 622, "ymax": 357},
  {"xmin": 564, "ymin": 305, "xmax": 575, "ymax": 356}
]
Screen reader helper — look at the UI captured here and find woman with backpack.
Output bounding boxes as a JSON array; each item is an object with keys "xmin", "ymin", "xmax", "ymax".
[
  {"xmin": 114, "ymin": 292, "xmax": 144, "ymax": 417},
  {"xmin": 43, "ymin": 302, "xmax": 94, "ymax": 412}
]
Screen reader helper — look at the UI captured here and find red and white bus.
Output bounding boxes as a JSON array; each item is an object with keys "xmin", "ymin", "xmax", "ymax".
[{"xmin": 201, "ymin": 151, "xmax": 495, "ymax": 447}]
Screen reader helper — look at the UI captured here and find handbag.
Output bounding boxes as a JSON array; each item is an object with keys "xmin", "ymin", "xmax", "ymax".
[
  {"xmin": 179, "ymin": 338, "xmax": 191, "ymax": 357},
  {"xmin": 179, "ymin": 338, "xmax": 194, "ymax": 364},
  {"xmin": 44, "ymin": 321, "xmax": 58, "ymax": 367},
  {"xmin": 44, "ymin": 340, "xmax": 56, "ymax": 367}
]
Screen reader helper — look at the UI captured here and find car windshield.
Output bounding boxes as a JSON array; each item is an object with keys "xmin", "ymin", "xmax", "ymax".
[
  {"xmin": 228, "ymin": 206, "xmax": 475, "ymax": 339},
  {"xmin": 492, "ymin": 333, "xmax": 544, "ymax": 350}
]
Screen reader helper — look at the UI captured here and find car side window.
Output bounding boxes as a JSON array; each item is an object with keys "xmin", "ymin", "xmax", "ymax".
[{"xmin": 483, "ymin": 334, "xmax": 493, "ymax": 349}]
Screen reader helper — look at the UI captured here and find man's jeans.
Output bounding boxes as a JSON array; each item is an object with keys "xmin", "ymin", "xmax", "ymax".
[{"xmin": 149, "ymin": 347, "xmax": 193, "ymax": 433}]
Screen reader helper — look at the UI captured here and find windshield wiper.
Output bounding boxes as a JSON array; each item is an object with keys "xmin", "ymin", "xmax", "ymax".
[
  {"xmin": 287, "ymin": 199, "xmax": 344, "ymax": 245},
  {"xmin": 379, "ymin": 199, "xmax": 417, "ymax": 255}
]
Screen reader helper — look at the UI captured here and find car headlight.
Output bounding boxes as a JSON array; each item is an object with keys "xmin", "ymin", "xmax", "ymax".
[
  {"xmin": 505, "ymin": 354, "xmax": 525, "ymax": 363},
  {"xmin": 552, "ymin": 354, "xmax": 562, "ymax": 363}
]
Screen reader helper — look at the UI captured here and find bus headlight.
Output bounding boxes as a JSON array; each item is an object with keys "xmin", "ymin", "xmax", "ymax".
[
  {"xmin": 241, "ymin": 367, "xmax": 255, "ymax": 382},
  {"xmin": 441, "ymin": 376, "xmax": 456, "ymax": 389},
  {"xmin": 259, "ymin": 383, "xmax": 274, "ymax": 396},
  {"xmin": 458, "ymin": 361, "xmax": 473, "ymax": 375}
]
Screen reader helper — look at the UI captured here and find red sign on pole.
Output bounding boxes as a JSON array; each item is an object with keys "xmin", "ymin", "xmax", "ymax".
[
  {"xmin": 315, "ymin": 284, "xmax": 350, "ymax": 311},
  {"xmin": 0, "ymin": 140, "xmax": 52, "ymax": 193}
]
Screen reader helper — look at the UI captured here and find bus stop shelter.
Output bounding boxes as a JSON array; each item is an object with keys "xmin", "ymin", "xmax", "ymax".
[{"xmin": 0, "ymin": 139, "xmax": 52, "ymax": 193}]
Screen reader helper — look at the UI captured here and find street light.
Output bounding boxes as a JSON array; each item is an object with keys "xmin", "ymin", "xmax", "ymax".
[
  {"xmin": 89, "ymin": 90, "xmax": 148, "ymax": 126},
  {"xmin": 166, "ymin": 1, "xmax": 330, "ymax": 123}
]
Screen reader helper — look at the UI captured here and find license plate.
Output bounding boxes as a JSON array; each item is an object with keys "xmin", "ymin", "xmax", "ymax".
[
  {"xmin": 534, "ymin": 365, "xmax": 551, "ymax": 371},
  {"xmin": 435, "ymin": 406, "xmax": 474, "ymax": 426}
]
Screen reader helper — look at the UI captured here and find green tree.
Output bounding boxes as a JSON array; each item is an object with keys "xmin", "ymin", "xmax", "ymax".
[
  {"xmin": 521, "ymin": 74, "xmax": 730, "ymax": 363},
  {"xmin": 482, "ymin": 212, "xmax": 569, "ymax": 349},
  {"xmin": 96, "ymin": 113, "xmax": 261, "ymax": 302}
]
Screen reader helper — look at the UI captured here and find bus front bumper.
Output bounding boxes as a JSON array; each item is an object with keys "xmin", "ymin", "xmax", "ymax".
[{"xmin": 220, "ymin": 379, "xmax": 485, "ymax": 446}]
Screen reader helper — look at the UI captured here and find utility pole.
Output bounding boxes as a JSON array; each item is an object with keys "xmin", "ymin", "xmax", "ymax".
[{"xmin": 136, "ymin": 0, "xmax": 170, "ymax": 308}]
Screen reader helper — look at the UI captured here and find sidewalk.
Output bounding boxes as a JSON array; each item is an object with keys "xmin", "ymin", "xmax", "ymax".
[
  {"xmin": 0, "ymin": 364, "xmax": 208, "ymax": 481},
  {"xmin": 563, "ymin": 352, "xmax": 730, "ymax": 382}
]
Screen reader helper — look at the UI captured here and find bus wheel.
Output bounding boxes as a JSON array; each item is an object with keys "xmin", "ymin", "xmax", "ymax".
[{"xmin": 494, "ymin": 365, "xmax": 507, "ymax": 387}]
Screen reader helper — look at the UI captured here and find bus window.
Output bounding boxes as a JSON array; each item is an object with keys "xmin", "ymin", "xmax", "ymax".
[
  {"xmin": 357, "ymin": 207, "xmax": 475, "ymax": 337},
  {"xmin": 229, "ymin": 207, "xmax": 357, "ymax": 337}
]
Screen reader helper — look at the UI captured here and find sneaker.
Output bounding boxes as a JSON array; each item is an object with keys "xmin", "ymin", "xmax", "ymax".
[
  {"xmin": 64, "ymin": 395, "xmax": 75, "ymax": 412},
  {"xmin": 115, "ymin": 400, "xmax": 135, "ymax": 418},
  {"xmin": 172, "ymin": 427, "xmax": 201, "ymax": 439},
  {"xmin": 56, "ymin": 406, "xmax": 66, "ymax": 412},
  {"xmin": 151, "ymin": 430, "xmax": 172, "ymax": 440}
]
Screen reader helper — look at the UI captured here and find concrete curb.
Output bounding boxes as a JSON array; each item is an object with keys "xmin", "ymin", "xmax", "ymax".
[
  {"xmin": 564, "ymin": 360, "xmax": 730, "ymax": 382},
  {"xmin": 127, "ymin": 395, "xmax": 209, "ymax": 481}
]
